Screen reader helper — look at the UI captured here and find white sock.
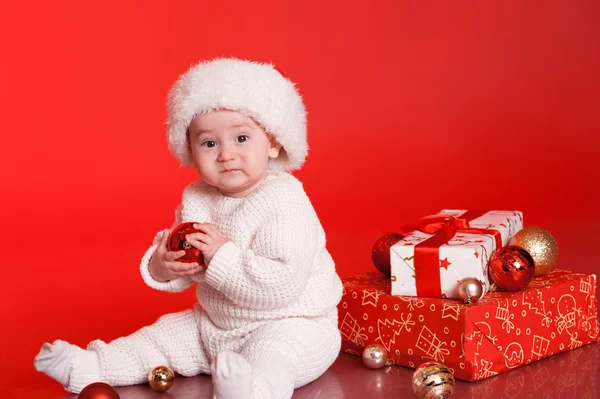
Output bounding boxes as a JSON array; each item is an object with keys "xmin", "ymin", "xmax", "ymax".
[
  {"xmin": 34, "ymin": 340, "xmax": 74, "ymax": 387},
  {"xmin": 34, "ymin": 340, "xmax": 102, "ymax": 393},
  {"xmin": 211, "ymin": 350, "xmax": 253, "ymax": 399}
]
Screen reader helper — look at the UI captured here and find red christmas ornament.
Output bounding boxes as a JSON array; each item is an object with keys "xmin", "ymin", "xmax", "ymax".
[
  {"xmin": 78, "ymin": 382, "xmax": 120, "ymax": 399},
  {"xmin": 168, "ymin": 222, "xmax": 205, "ymax": 265},
  {"xmin": 371, "ymin": 233, "xmax": 405, "ymax": 276},
  {"xmin": 488, "ymin": 245, "xmax": 535, "ymax": 291}
]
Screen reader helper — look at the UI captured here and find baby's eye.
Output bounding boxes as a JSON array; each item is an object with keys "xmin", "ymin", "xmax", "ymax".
[
  {"xmin": 236, "ymin": 135, "xmax": 249, "ymax": 143},
  {"xmin": 202, "ymin": 140, "xmax": 217, "ymax": 148}
]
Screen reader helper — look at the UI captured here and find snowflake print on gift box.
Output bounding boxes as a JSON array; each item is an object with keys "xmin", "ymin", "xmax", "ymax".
[
  {"xmin": 340, "ymin": 313, "xmax": 367, "ymax": 346},
  {"xmin": 416, "ymin": 326, "xmax": 450, "ymax": 362}
]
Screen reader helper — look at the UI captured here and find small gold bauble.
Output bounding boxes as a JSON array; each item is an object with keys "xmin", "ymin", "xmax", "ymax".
[
  {"xmin": 508, "ymin": 227, "xmax": 559, "ymax": 276},
  {"xmin": 362, "ymin": 343, "xmax": 389, "ymax": 369},
  {"xmin": 412, "ymin": 361, "xmax": 455, "ymax": 399},
  {"xmin": 147, "ymin": 365, "xmax": 175, "ymax": 392},
  {"xmin": 456, "ymin": 277, "xmax": 484, "ymax": 305}
]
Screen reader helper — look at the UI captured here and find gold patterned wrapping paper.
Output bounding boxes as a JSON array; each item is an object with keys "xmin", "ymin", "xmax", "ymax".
[{"xmin": 339, "ymin": 269, "xmax": 599, "ymax": 381}]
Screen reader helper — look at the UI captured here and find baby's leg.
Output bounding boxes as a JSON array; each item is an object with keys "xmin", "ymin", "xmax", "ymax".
[
  {"xmin": 35, "ymin": 308, "xmax": 211, "ymax": 393},
  {"xmin": 212, "ymin": 315, "xmax": 341, "ymax": 399}
]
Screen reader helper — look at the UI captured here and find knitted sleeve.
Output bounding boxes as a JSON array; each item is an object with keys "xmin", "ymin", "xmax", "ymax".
[
  {"xmin": 139, "ymin": 203, "xmax": 195, "ymax": 292},
  {"xmin": 204, "ymin": 180, "xmax": 319, "ymax": 309}
]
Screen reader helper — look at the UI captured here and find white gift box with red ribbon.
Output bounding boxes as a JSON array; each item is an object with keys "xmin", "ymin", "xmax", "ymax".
[{"xmin": 390, "ymin": 210, "xmax": 523, "ymax": 299}]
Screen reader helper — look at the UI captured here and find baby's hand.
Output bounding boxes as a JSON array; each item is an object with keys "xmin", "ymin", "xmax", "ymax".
[
  {"xmin": 185, "ymin": 223, "xmax": 228, "ymax": 266},
  {"xmin": 149, "ymin": 228, "xmax": 204, "ymax": 282}
]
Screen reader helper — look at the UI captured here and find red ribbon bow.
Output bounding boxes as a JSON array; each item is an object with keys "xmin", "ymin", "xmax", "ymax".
[{"xmin": 399, "ymin": 211, "xmax": 503, "ymax": 297}]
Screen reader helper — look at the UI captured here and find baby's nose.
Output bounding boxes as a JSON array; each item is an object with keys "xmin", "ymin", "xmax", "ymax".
[{"xmin": 217, "ymin": 144, "xmax": 236, "ymax": 161}]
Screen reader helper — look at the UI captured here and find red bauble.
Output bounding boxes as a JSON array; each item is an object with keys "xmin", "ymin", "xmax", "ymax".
[
  {"xmin": 168, "ymin": 222, "xmax": 205, "ymax": 265},
  {"xmin": 371, "ymin": 233, "xmax": 405, "ymax": 276},
  {"xmin": 488, "ymin": 245, "xmax": 535, "ymax": 291},
  {"xmin": 78, "ymin": 382, "xmax": 120, "ymax": 399}
]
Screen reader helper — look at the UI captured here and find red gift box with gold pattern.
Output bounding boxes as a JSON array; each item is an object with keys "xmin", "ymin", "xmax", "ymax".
[{"xmin": 338, "ymin": 269, "xmax": 599, "ymax": 381}]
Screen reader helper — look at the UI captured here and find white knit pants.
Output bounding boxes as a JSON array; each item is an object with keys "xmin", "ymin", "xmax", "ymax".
[{"xmin": 70, "ymin": 305, "xmax": 341, "ymax": 399}]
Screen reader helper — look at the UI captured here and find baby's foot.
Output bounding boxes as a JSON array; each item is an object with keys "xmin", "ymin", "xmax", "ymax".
[
  {"xmin": 211, "ymin": 350, "xmax": 253, "ymax": 399},
  {"xmin": 34, "ymin": 340, "xmax": 101, "ymax": 393},
  {"xmin": 34, "ymin": 340, "xmax": 74, "ymax": 387}
]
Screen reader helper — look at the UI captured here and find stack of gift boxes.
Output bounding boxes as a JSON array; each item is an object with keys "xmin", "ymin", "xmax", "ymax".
[{"xmin": 338, "ymin": 210, "xmax": 599, "ymax": 383}]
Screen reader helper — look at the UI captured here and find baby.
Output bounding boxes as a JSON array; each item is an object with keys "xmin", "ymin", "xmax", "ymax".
[{"xmin": 34, "ymin": 58, "xmax": 344, "ymax": 399}]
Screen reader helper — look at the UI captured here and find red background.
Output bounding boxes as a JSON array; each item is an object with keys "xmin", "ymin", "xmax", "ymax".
[{"xmin": 1, "ymin": 1, "xmax": 599, "ymax": 397}]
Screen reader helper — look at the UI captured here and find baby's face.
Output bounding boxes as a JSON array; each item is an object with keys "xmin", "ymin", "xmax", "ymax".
[{"xmin": 188, "ymin": 110, "xmax": 280, "ymax": 198}]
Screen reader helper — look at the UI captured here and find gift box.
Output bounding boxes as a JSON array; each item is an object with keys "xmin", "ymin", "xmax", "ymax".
[
  {"xmin": 391, "ymin": 209, "xmax": 523, "ymax": 299},
  {"xmin": 338, "ymin": 270, "xmax": 599, "ymax": 381}
]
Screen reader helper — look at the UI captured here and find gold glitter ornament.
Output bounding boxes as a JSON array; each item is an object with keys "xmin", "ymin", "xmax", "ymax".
[
  {"xmin": 412, "ymin": 361, "xmax": 455, "ymax": 399},
  {"xmin": 508, "ymin": 227, "xmax": 558, "ymax": 276},
  {"xmin": 362, "ymin": 343, "xmax": 389, "ymax": 369},
  {"xmin": 148, "ymin": 365, "xmax": 175, "ymax": 392}
]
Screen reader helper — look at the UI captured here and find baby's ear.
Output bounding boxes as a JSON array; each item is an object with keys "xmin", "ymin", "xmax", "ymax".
[{"xmin": 268, "ymin": 134, "xmax": 281, "ymax": 159}]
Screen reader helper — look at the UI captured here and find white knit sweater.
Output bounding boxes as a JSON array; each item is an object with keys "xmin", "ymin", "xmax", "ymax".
[{"xmin": 140, "ymin": 171, "xmax": 343, "ymax": 330}]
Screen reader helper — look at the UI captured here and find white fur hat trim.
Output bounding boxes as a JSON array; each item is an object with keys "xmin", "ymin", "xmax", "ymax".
[{"xmin": 166, "ymin": 58, "xmax": 307, "ymax": 171}]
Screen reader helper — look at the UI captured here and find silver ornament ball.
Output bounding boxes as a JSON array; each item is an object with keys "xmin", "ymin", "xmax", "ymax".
[
  {"xmin": 362, "ymin": 343, "xmax": 389, "ymax": 369},
  {"xmin": 456, "ymin": 277, "xmax": 484, "ymax": 305}
]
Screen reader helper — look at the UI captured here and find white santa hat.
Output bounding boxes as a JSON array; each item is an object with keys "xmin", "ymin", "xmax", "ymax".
[{"xmin": 166, "ymin": 58, "xmax": 308, "ymax": 171}]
